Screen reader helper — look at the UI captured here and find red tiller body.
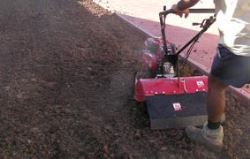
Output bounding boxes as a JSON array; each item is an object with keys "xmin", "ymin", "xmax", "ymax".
[{"xmin": 134, "ymin": 76, "xmax": 208, "ymax": 102}]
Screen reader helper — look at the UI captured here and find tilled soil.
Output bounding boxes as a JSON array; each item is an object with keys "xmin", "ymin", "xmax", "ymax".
[{"xmin": 0, "ymin": 0, "xmax": 249, "ymax": 159}]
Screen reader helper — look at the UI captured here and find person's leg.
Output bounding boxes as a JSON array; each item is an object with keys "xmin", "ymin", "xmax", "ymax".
[
  {"xmin": 185, "ymin": 45, "xmax": 250, "ymax": 151},
  {"xmin": 185, "ymin": 77, "xmax": 226, "ymax": 152},
  {"xmin": 186, "ymin": 75, "xmax": 227, "ymax": 151},
  {"xmin": 207, "ymin": 75, "xmax": 227, "ymax": 124}
]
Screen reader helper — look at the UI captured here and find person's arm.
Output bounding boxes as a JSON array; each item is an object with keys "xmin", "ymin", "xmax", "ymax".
[{"xmin": 172, "ymin": 0, "xmax": 200, "ymax": 17}]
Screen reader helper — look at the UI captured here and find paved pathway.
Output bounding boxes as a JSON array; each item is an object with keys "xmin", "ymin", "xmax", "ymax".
[{"xmin": 94, "ymin": 0, "xmax": 250, "ymax": 104}]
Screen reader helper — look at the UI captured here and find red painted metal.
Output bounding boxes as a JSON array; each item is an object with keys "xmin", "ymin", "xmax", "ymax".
[
  {"xmin": 142, "ymin": 51, "xmax": 158, "ymax": 71},
  {"xmin": 134, "ymin": 76, "xmax": 208, "ymax": 102},
  {"xmin": 143, "ymin": 38, "xmax": 165, "ymax": 72}
]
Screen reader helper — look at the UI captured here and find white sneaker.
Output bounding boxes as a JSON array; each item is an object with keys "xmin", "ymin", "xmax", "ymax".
[{"xmin": 185, "ymin": 122, "xmax": 224, "ymax": 152}]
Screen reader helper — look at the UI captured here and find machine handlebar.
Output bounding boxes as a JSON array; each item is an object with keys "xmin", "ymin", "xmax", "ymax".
[
  {"xmin": 159, "ymin": 8, "xmax": 216, "ymax": 56},
  {"xmin": 159, "ymin": 8, "xmax": 215, "ymax": 16}
]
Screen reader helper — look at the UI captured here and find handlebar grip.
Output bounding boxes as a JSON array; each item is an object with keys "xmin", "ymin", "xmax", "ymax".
[
  {"xmin": 189, "ymin": 8, "xmax": 215, "ymax": 13},
  {"xmin": 192, "ymin": 22, "xmax": 200, "ymax": 26}
]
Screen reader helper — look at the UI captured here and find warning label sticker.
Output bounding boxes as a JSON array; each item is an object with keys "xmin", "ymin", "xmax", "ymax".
[
  {"xmin": 196, "ymin": 80, "xmax": 204, "ymax": 88},
  {"xmin": 173, "ymin": 103, "xmax": 182, "ymax": 112}
]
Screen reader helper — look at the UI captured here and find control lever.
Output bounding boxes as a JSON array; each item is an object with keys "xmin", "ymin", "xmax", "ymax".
[
  {"xmin": 192, "ymin": 16, "xmax": 215, "ymax": 29},
  {"xmin": 192, "ymin": 19, "xmax": 206, "ymax": 27}
]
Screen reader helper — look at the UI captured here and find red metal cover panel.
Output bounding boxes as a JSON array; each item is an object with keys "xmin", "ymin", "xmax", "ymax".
[{"xmin": 134, "ymin": 76, "xmax": 208, "ymax": 102}]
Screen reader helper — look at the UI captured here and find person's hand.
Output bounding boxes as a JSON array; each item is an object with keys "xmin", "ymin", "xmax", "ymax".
[{"xmin": 171, "ymin": 4, "xmax": 190, "ymax": 18}]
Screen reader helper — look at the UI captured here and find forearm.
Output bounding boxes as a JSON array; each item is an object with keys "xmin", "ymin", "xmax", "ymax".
[{"xmin": 177, "ymin": 0, "xmax": 200, "ymax": 10}]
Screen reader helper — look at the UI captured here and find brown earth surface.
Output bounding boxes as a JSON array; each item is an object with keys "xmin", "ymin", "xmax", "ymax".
[{"xmin": 0, "ymin": 0, "xmax": 249, "ymax": 159}]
